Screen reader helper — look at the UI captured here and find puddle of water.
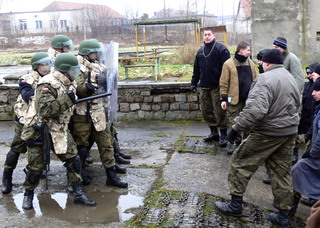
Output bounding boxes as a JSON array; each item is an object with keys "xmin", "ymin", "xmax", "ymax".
[{"xmin": 4, "ymin": 191, "xmax": 144, "ymax": 224}]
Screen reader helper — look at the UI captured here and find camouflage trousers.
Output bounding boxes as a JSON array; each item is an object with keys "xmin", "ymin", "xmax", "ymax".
[
  {"xmin": 72, "ymin": 122, "xmax": 115, "ymax": 169},
  {"xmin": 23, "ymin": 130, "xmax": 81, "ymax": 191},
  {"xmin": 200, "ymin": 88, "xmax": 227, "ymax": 129},
  {"xmin": 228, "ymin": 132, "xmax": 296, "ymax": 210},
  {"xmin": 227, "ymin": 101, "xmax": 249, "ymax": 143},
  {"xmin": 10, "ymin": 121, "xmax": 27, "ymax": 151}
]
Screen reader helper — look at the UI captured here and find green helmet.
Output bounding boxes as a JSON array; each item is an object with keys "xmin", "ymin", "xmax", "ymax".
[
  {"xmin": 78, "ymin": 39, "xmax": 101, "ymax": 56},
  {"xmin": 54, "ymin": 53, "xmax": 80, "ymax": 80},
  {"xmin": 31, "ymin": 52, "xmax": 52, "ymax": 70},
  {"xmin": 51, "ymin": 35, "xmax": 73, "ymax": 50}
]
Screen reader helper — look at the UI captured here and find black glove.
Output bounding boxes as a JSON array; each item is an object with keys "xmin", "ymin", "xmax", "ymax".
[
  {"xmin": 67, "ymin": 90, "xmax": 76, "ymax": 103},
  {"xmin": 190, "ymin": 85, "xmax": 197, "ymax": 93},
  {"xmin": 227, "ymin": 128, "xmax": 239, "ymax": 144},
  {"xmin": 302, "ymin": 149, "xmax": 312, "ymax": 159},
  {"xmin": 96, "ymin": 74, "xmax": 107, "ymax": 87},
  {"xmin": 85, "ymin": 82, "xmax": 96, "ymax": 95}
]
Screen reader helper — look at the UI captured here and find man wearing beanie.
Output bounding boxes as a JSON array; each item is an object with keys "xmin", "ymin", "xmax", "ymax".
[
  {"xmin": 273, "ymin": 36, "xmax": 305, "ymax": 92},
  {"xmin": 219, "ymin": 41, "xmax": 257, "ymax": 154},
  {"xmin": 215, "ymin": 49, "xmax": 301, "ymax": 228},
  {"xmin": 190, "ymin": 28, "xmax": 230, "ymax": 147}
]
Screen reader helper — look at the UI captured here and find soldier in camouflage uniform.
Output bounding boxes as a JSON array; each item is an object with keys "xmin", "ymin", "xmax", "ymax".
[
  {"xmin": 1, "ymin": 53, "xmax": 52, "ymax": 195},
  {"xmin": 47, "ymin": 34, "xmax": 73, "ymax": 60},
  {"xmin": 21, "ymin": 53, "xmax": 96, "ymax": 210},
  {"xmin": 215, "ymin": 49, "xmax": 301, "ymax": 228},
  {"xmin": 72, "ymin": 39, "xmax": 127, "ymax": 188}
]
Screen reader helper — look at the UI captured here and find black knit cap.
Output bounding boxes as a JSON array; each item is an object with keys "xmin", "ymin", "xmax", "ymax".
[
  {"xmin": 314, "ymin": 63, "xmax": 320, "ymax": 75},
  {"xmin": 313, "ymin": 78, "xmax": 320, "ymax": 91},
  {"xmin": 261, "ymin": 49, "xmax": 283, "ymax": 64},
  {"xmin": 256, "ymin": 49, "xmax": 270, "ymax": 60},
  {"xmin": 306, "ymin": 62, "xmax": 320, "ymax": 74}
]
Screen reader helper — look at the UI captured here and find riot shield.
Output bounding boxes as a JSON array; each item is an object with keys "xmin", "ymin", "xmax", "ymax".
[{"xmin": 104, "ymin": 41, "xmax": 119, "ymax": 124}]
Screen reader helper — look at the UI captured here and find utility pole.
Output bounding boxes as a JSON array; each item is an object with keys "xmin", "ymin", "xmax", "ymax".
[
  {"xmin": 221, "ymin": 0, "xmax": 224, "ymax": 25},
  {"xmin": 163, "ymin": 0, "xmax": 166, "ymax": 18}
]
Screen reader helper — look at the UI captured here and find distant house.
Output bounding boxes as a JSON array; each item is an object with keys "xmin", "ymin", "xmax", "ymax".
[{"xmin": 0, "ymin": 1, "xmax": 126, "ymax": 35}]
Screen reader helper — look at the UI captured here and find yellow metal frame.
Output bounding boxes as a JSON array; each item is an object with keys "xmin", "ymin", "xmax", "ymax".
[{"xmin": 134, "ymin": 19, "xmax": 201, "ymax": 57}]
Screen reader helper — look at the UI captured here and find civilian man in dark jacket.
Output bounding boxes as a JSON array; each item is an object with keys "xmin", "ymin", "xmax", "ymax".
[
  {"xmin": 191, "ymin": 27, "xmax": 230, "ymax": 147},
  {"xmin": 290, "ymin": 78, "xmax": 320, "ymax": 217},
  {"xmin": 214, "ymin": 49, "xmax": 301, "ymax": 228}
]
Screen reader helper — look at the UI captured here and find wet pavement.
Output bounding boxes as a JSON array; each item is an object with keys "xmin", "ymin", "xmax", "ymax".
[{"xmin": 0, "ymin": 120, "xmax": 309, "ymax": 227}]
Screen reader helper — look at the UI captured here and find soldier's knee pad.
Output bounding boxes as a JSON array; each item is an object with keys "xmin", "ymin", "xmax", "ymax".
[
  {"xmin": 5, "ymin": 150, "xmax": 20, "ymax": 167},
  {"xmin": 25, "ymin": 168, "xmax": 42, "ymax": 184},
  {"xmin": 77, "ymin": 146, "xmax": 88, "ymax": 160}
]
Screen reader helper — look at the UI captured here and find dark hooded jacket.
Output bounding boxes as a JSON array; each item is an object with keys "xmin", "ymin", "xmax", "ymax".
[{"xmin": 298, "ymin": 62, "xmax": 320, "ymax": 134}]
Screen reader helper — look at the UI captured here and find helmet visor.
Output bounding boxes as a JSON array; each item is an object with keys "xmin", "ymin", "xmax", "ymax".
[
  {"xmin": 63, "ymin": 40, "xmax": 74, "ymax": 51},
  {"xmin": 67, "ymin": 65, "xmax": 80, "ymax": 81},
  {"xmin": 34, "ymin": 56, "xmax": 53, "ymax": 72}
]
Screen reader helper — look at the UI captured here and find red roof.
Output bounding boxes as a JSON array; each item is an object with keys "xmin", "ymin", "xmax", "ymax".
[{"xmin": 42, "ymin": 1, "xmax": 125, "ymax": 18}]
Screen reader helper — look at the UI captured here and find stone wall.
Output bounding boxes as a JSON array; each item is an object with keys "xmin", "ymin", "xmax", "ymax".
[
  {"xmin": 0, "ymin": 82, "xmax": 202, "ymax": 121},
  {"xmin": 0, "ymin": 84, "xmax": 19, "ymax": 120}
]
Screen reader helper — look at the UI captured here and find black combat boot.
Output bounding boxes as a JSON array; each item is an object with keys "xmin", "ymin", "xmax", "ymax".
[
  {"xmin": 77, "ymin": 146, "xmax": 91, "ymax": 185},
  {"xmin": 269, "ymin": 210, "xmax": 289, "ymax": 228},
  {"xmin": 227, "ymin": 141, "xmax": 241, "ymax": 155},
  {"xmin": 106, "ymin": 166, "xmax": 128, "ymax": 188},
  {"xmin": 215, "ymin": 195, "xmax": 243, "ymax": 217},
  {"xmin": 292, "ymin": 147, "xmax": 299, "ymax": 165},
  {"xmin": 113, "ymin": 138, "xmax": 132, "ymax": 160},
  {"xmin": 85, "ymin": 154, "xmax": 94, "ymax": 165},
  {"xmin": 115, "ymin": 164, "xmax": 127, "ymax": 174},
  {"xmin": 262, "ymin": 175, "xmax": 271, "ymax": 185},
  {"xmin": 219, "ymin": 129, "xmax": 228, "ymax": 148},
  {"xmin": 2, "ymin": 168, "xmax": 14, "ymax": 194},
  {"xmin": 2, "ymin": 150, "xmax": 20, "ymax": 194},
  {"xmin": 115, "ymin": 153, "xmax": 130, "ymax": 164},
  {"xmin": 72, "ymin": 184, "xmax": 96, "ymax": 206},
  {"xmin": 22, "ymin": 190, "xmax": 34, "ymax": 210},
  {"xmin": 203, "ymin": 126, "xmax": 219, "ymax": 142},
  {"xmin": 289, "ymin": 194, "xmax": 301, "ymax": 217},
  {"xmin": 300, "ymin": 197, "xmax": 317, "ymax": 207}
]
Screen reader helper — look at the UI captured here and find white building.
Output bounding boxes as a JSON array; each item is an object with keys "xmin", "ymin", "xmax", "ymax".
[{"xmin": 0, "ymin": 1, "xmax": 126, "ymax": 35}]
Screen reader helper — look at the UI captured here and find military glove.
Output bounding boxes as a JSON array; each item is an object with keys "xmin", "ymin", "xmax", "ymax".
[
  {"xmin": 67, "ymin": 90, "xmax": 76, "ymax": 104},
  {"xmin": 302, "ymin": 149, "xmax": 312, "ymax": 159},
  {"xmin": 85, "ymin": 82, "xmax": 96, "ymax": 95},
  {"xmin": 227, "ymin": 128, "xmax": 239, "ymax": 144},
  {"xmin": 96, "ymin": 74, "xmax": 107, "ymax": 87},
  {"xmin": 190, "ymin": 85, "xmax": 197, "ymax": 93}
]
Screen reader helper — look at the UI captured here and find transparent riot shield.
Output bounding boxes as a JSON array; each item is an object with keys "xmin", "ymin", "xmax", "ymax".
[{"xmin": 104, "ymin": 41, "xmax": 119, "ymax": 124}]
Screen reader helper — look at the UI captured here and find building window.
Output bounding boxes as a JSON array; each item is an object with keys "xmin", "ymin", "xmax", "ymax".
[
  {"xmin": 50, "ymin": 20, "xmax": 57, "ymax": 28},
  {"xmin": 19, "ymin": 19, "xmax": 27, "ymax": 30},
  {"xmin": 35, "ymin": 20, "xmax": 42, "ymax": 29},
  {"xmin": 60, "ymin": 20, "xmax": 67, "ymax": 28},
  {"xmin": 317, "ymin": 31, "xmax": 320, "ymax": 41}
]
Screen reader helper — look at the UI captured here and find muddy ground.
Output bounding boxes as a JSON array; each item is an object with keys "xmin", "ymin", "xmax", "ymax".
[{"xmin": 0, "ymin": 120, "xmax": 309, "ymax": 227}]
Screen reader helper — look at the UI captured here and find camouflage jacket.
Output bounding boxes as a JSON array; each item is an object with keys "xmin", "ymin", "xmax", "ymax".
[
  {"xmin": 74, "ymin": 55, "xmax": 107, "ymax": 132},
  {"xmin": 14, "ymin": 71, "xmax": 40, "ymax": 125},
  {"xmin": 35, "ymin": 71, "xmax": 77, "ymax": 154},
  {"xmin": 47, "ymin": 47, "xmax": 60, "ymax": 61}
]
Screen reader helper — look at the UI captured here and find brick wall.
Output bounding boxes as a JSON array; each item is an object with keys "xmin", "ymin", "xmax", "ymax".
[{"xmin": 0, "ymin": 82, "xmax": 202, "ymax": 121}]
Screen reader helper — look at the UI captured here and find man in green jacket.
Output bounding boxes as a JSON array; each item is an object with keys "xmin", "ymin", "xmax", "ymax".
[
  {"xmin": 215, "ymin": 49, "xmax": 301, "ymax": 228},
  {"xmin": 219, "ymin": 41, "xmax": 257, "ymax": 154}
]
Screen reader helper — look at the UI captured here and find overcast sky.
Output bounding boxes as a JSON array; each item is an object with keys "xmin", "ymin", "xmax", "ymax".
[{"xmin": 0, "ymin": 0, "xmax": 239, "ymax": 17}]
